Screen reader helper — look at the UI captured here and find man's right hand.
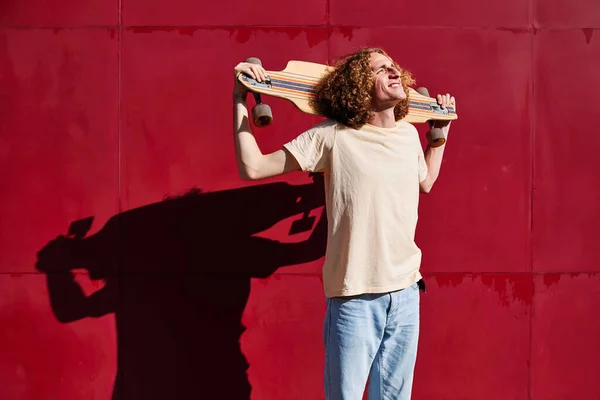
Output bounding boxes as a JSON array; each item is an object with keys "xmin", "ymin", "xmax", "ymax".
[{"xmin": 234, "ymin": 61, "xmax": 268, "ymax": 97}]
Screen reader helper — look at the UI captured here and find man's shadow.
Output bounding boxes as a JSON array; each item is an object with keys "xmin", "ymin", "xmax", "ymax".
[{"xmin": 35, "ymin": 173, "xmax": 327, "ymax": 400}]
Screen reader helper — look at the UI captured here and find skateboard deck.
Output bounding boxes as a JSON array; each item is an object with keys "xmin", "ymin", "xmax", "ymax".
[{"xmin": 237, "ymin": 60, "xmax": 457, "ymax": 125}]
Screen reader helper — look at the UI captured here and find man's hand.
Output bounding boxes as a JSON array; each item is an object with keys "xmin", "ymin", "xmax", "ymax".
[
  {"xmin": 428, "ymin": 93, "xmax": 456, "ymax": 142},
  {"xmin": 233, "ymin": 61, "xmax": 268, "ymax": 97}
]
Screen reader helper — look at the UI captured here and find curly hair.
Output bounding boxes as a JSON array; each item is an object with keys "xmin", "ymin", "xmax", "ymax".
[{"xmin": 309, "ymin": 47, "xmax": 415, "ymax": 129}]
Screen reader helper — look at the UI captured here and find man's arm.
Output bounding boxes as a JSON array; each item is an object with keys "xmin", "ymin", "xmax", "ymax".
[
  {"xmin": 420, "ymin": 93, "xmax": 455, "ymax": 193},
  {"xmin": 233, "ymin": 62, "xmax": 301, "ymax": 180},
  {"xmin": 420, "ymin": 142, "xmax": 445, "ymax": 193}
]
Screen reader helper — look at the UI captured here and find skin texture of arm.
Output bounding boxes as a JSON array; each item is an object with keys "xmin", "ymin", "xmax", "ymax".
[{"xmin": 420, "ymin": 140, "xmax": 446, "ymax": 193}]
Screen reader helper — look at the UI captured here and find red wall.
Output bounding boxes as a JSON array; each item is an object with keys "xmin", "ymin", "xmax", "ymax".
[{"xmin": 1, "ymin": 0, "xmax": 599, "ymax": 399}]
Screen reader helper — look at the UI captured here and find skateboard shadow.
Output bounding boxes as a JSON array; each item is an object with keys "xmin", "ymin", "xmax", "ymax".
[{"xmin": 35, "ymin": 174, "xmax": 327, "ymax": 400}]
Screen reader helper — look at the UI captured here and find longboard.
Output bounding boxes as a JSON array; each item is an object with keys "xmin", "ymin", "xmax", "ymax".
[{"xmin": 236, "ymin": 59, "xmax": 457, "ymax": 127}]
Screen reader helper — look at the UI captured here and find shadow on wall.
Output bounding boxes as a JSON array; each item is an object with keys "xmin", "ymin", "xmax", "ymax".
[{"xmin": 35, "ymin": 173, "xmax": 327, "ymax": 400}]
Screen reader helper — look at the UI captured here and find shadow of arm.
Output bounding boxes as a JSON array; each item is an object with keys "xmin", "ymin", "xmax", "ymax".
[
  {"xmin": 37, "ymin": 235, "xmax": 117, "ymax": 323},
  {"xmin": 46, "ymin": 274, "xmax": 116, "ymax": 323},
  {"xmin": 239, "ymin": 210, "xmax": 327, "ymax": 279},
  {"xmin": 275, "ymin": 208, "xmax": 328, "ymax": 266}
]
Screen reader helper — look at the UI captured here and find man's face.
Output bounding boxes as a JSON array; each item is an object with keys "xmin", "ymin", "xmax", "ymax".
[{"xmin": 369, "ymin": 52, "xmax": 406, "ymax": 109}]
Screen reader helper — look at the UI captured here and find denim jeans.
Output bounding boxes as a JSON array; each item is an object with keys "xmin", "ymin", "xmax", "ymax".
[{"xmin": 323, "ymin": 283, "xmax": 420, "ymax": 400}]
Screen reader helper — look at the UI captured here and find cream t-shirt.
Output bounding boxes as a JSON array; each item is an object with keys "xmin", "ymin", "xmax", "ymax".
[{"xmin": 283, "ymin": 119, "xmax": 428, "ymax": 298}]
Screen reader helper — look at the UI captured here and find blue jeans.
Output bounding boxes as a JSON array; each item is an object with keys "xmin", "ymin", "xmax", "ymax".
[{"xmin": 323, "ymin": 283, "xmax": 420, "ymax": 400}]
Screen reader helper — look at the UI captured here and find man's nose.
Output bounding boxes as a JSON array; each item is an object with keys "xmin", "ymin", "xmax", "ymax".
[{"xmin": 388, "ymin": 67, "xmax": 400, "ymax": 77}]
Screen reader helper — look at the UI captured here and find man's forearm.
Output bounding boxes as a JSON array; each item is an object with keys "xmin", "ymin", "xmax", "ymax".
[
  {"xmin": 233, "ymin": 95, "xmax": 264, "ymax": 179},
  {"xmin": 425, "ymin": 143, "xmax": 445, "ymax": 178},
  {"xmin": 421, "ymin": 139, "xmax": 446, "ymax": 192}
]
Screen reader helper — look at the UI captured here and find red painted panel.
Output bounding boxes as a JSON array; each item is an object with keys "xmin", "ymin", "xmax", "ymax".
[
  {"xmin": 0, "ymin": 28, "xmax": 119, "ymax": 272},
  {"xmin": 330, "ymin": 0, "xmax": 530, "ymax": 28},
  {"xmin": 0, "ymin": 0, "xmax": 117, "ymax": 26},
  {"xmin": 242, "ymin": 275, "xmax": 326, "ymax": 399},
  {"xmin": 330, "ymin": 28, "xmax": 532, "ymax": 273},
  {"xmin": 0, "ymin": 0, "xmax": 597, "ymax": 398},
  {"xmin": 534, "ymin": 0, "xmax": 600, "ymax": 28},
  {"xmin": 122, "ymin": 0, "xmax": 327, "ymax": 26},
  {"xmin": 0, "ymin": 274, "xmax": 116, "ymax": 400},
  {"xmin": 121, "ymin": 27, "xmax": 328, "ymax": 211},
  {"xmin": 415, "ymin": 274, "xmax": 532, "ymax": 399},
  {"xmin": 531, "ymin": 273, "xmax": 600, "ymax": 399},
  {"xmin": 533, "ymin": 30, "xmax": 600, "ymax": 272}
]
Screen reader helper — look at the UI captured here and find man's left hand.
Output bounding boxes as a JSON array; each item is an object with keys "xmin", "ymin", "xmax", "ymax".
[{"xmin": 431, "ymin": 93, "xmax": 456, "ymax": 135}]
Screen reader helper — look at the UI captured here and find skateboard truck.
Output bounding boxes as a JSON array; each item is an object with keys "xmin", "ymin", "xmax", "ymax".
[
  {"xmin": 415, "ymin": 87, "xmax": 446, "ymax": 148},
  {"xmin": 428, "ymin": 103, "xmax": 450, "ymax": 115},
  {"xmin": 244, "ymin": 57, "xmax": 273, "ymax": 127},
  {"xmin": 241, "ymin": 75, "xmax": 272, "ymax": 90}
]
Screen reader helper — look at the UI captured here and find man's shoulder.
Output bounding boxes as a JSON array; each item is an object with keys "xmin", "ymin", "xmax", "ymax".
[
  {"xmin": 298, "ymin": 119, "xmax": 343, "ymax": 142},
  {"xmin": 309, "ymin": 118, "xmax": 341, "ymax": 132},
  {"xmin": 287, "ymin": 119, "xmax": 339, "ymax": 148},
  {"xmin": 395, "ymin": 120, "xmax": 418, "ymax": 133}
]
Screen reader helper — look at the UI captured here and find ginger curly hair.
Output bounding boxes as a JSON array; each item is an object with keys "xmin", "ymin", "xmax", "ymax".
[{"xmin": 309, "ymin": 47, "xmax": 415, "ymax": 129}]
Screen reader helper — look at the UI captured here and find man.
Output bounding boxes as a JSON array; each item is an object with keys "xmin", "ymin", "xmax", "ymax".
[{"xmin": 232, "ymin": 47, "xmax": 455, "ymax": 400}]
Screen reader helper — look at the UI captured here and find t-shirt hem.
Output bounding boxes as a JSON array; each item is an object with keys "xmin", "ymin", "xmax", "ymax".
[{"xmin": 324, "ymin": 275, "xmax": 422, "ymax": 298}]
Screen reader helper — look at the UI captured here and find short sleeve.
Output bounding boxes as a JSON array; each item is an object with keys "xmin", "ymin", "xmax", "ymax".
[
  {"xmin": 283, "ymin": 121, "xmax": 335, "ymax": 172},
  {"xmin": 418, "ymin": 143, "xmax": 428, "ymax": 182}
]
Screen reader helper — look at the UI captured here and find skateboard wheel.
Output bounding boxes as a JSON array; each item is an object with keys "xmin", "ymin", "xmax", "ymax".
[
  {"xmin": 245, "ymin": 57, "xmax": 262, "ymax": 66},
  {"xmin": 252, "ymin": 103, "xmax": 273, "ymax": 127},
  {"xmin": 415, "ymin": 87, "xmax": 430, "ymax": 97},
  {"xmin": 428, "ymin": 127, "xmax": 446, "ymax": 148}
]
